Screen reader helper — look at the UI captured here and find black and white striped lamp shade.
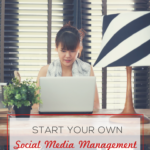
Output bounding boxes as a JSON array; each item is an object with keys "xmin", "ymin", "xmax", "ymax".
[{"xmin": 93, "ymin": 12, "xmax": 150, "ymax": 67}]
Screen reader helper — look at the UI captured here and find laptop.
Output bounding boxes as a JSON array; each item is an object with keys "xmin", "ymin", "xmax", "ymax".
[{"xmin": 39, "ymin": 77, "xmax": 96, "ymax": 114}]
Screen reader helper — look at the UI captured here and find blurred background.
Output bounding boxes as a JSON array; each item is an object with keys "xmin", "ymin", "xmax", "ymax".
[{"xmin": 0, "ymin": 0, "xmax": 150, "ymax": 110}]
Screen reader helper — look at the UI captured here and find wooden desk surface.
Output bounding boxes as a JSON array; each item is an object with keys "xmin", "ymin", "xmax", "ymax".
[{"xmin": 0, "ymin": 108, "xmax": 150, "ymax": 145}]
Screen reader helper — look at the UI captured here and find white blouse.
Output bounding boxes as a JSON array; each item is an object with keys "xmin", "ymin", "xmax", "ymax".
[{"xmin": 46, "ymin": 58, "xmax": 91, "ymax": 77}]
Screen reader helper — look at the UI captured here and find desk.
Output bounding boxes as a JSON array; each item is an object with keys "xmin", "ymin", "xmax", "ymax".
[{"xmin": 0, "ymin": 109, "xmax": 150, "ymax": 146}]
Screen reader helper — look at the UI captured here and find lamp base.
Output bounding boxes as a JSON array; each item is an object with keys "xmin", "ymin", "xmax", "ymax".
[
  {"xmin": 110, "ymin": 112, "xmax": 150, "ymax": 124},
  {"xmin": 109, "ymin": 67, "xmax": 150, "ymax": 124}
]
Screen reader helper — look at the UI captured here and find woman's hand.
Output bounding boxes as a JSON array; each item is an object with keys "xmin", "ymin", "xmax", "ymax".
[
  {"xmin": 32, "ymin": 65, "xmax": 49, "ymax": 109},
  {"xmin": 90, "ymin": 66, "xmax": 100, "ymax": 111}
]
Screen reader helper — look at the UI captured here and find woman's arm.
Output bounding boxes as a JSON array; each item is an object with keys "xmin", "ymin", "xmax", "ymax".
[
  {"xmin": 32, "ymin": 65, "xmax": 49, "ymax": 109},
  {"xmin": 90, "ymin": 66, "xmax": 100, "ymax": 112}
]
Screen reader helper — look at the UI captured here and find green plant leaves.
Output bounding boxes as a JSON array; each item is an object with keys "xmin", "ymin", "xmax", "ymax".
[
  {"xmin": 15, "ymin": 94, "xmax": 22, "ymax": 100},
  {"xmin": 3, "ymin": 77, "xmax": 42, "ymax": 108},
  {"xmin": 21, "ymin": 87, "xmax": 27, "ymax": 94},
  {"xmin": 22, "ymin": 94, "xmax": 26, "ymax": 100},
  {"xmin": 17, "ymin": 103, "xmax": 22, "ymax": 108},
  {"xmin": 23, "ymin": 100, "xmax": 30, "ymax": 106}
]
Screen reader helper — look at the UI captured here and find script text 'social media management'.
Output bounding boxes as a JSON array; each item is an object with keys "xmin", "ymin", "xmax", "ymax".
[{"xmin": 13, "ymin": 140, "xmax": 137, "ymax": 149}]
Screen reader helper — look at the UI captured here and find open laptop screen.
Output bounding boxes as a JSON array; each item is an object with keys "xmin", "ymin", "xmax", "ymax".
[{"xmin": 39, "ymin": 77, "xmax": 96, "ymax": 114}]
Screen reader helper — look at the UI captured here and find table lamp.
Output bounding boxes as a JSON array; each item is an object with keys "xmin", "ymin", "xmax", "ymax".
[{"xmin": 93, "ymin": 11, "xmax": 150, "ymax": 124}]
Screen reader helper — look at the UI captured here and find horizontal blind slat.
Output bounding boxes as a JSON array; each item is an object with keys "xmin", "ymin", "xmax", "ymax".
[{"xmin": 4, "ymin": 0, "xmax": 48, "ymax": 82}]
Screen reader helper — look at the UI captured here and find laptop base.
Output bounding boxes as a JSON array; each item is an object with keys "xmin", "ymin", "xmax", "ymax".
[{"xmin": 39, "ymin": 111, "xmax": 93, "ymax": 114}]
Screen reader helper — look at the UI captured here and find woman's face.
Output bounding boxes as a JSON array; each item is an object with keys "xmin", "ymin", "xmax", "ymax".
[{"xmin": 56, "ymin": 43, "xmax": 79, "ymax": 68}]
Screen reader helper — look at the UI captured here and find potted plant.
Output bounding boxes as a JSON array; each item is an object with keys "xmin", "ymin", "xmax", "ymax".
[{"xmin": 2, "ymin": 77, "xmax": 42, "ymax": 117}]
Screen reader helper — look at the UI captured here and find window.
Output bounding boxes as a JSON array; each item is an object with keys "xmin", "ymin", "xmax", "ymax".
[
  {"xmin": 4, "ymin": 0, "xmax": 48, "ymax": 82},
  {"xmin": 81, "ymin": 0, "xmax": 103, "ymax": 109},
  {"xmin": 0, "ymin": 0, "xmax": 149, "ymax": 109}
]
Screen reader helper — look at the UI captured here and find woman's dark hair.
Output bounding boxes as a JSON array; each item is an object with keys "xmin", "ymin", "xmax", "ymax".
[{"xmin": 55, "ymin": 22, "xmax": 85, "ymax": 57}]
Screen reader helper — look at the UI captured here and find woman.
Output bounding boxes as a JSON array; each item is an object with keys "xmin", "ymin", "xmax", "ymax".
[{"xmin": 35, "ymin": 22, "xmax": 99, "ymax": 112}]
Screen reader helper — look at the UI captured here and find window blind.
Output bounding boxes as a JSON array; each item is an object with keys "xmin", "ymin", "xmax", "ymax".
[
  {"xmin": 107, "ymin": 0, "xmax": 148, "ymax": 15},
  {"xmin": 51, "ymin": 0, "xmax": 76, "ymax": 61},
  {"xmin": 149, "ymin": 1, "xmax": 150, "ymax": 108},
  {"xmin": 0, "ymin": 0, "xmax": 1, "ymax": 81},
  {"xmin": 106, "ymin": 0, "xmax": 149, "ymax": 109},
  {"xmin": 4, "ymin": 0, "xmax": 48, "ymax": 82},
  {"xmin": 0, "ymin": 0, "xmax": 5, "ymax": 82},
  {"xmin": 81, "ymin": 0, "xmax": 103, "ymax": 109},
  {"xmin": 133, "ymin": 67, "xmax": 150, "ymax": 109}
]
